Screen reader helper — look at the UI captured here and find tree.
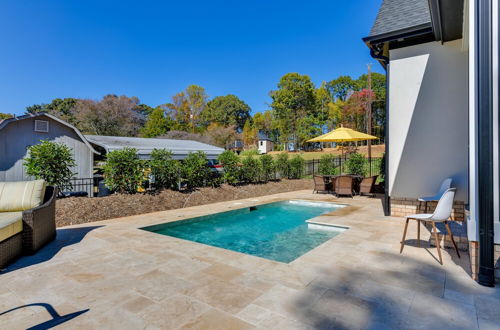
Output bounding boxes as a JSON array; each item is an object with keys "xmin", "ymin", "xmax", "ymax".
[
  {"xmin": 203, "ymin": 95, "xmax": 251, "ymax": 129},
  {"xmin": 205, "ymin": 123, "xmax": 237, "ymax": 148},
  {"xmin": 141, "ymin": 107, "xmax": 170, "ymax": 138},
  {"xmin": 186, "ymin": 85, "xmax": 208, "ymax": 132},
  {"xmin": 26, "ymin": 98, "xmax": 78, "ymax": 125},
  {"xmin": 74, "ymin": 94, "xmax": 143, "ymax": 136},
  {"xmin": 270, "ymin": 73, "xmax": 316, "ymax": 150},
  {"xmin": 24, "ymin": 140, "xmax": 76, "ymax": 189},
  {"xmin": 343, "ymin": 89, "xmax": 376, "ymax": 132},
  {"xmin": 242, "ymin": 120, "xmax": 257, "ymax": 148},
  {"xmin": 296, "ymin": 115, "xmax": 323, "ymax": 147},
  {"xmin": 0, "ymin": 113, "xmax": 12, "ymax": 120},
  {"xmin": 326, "ymin": 76, "xmax": 358, "ymax": 101}
]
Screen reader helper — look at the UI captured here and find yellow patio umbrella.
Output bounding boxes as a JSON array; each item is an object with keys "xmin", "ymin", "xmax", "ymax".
[{"xmin": 307, "ymin": 125, "xmax": 378, "ymax": 173}]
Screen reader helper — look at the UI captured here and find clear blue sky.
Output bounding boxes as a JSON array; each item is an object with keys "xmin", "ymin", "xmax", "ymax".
[{"xmin": 0, "ymin": 0, "xmax": 383, "ymax": 116}]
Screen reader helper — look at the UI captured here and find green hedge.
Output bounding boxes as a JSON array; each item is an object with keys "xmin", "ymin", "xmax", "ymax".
[
  {"xmin": 24, "ymin": 140, "xmax": 76, "ymax": 189},
  {"xmin": 150, "ymin": 149, "xmax": 180, "ymax": 190},
  {"xmin": 218, "ymin": 150, "xmax": 241, "ymax": 185},
  {"xmin": 181, "ymin": 151, "xmax": 213, "ymax": 189},
  {"xmin": 103, "ymin": 148, "xmax": 144, "ymax": 194}
]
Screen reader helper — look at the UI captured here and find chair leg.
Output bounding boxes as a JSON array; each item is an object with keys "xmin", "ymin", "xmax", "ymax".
[
  {"xmin": 417, "ymin": 220, "xmax": 421, "ymax": 248},
  {"xmin": 445, "ymin": 221, "xmax": 460, "ymax": 258},
  {"xmin": 400, "ymin": 218, "xmax": 410, "ymax": 253},
  {"xmin": 431, "ymin": 222, "xmax": 443, "ymax": 265}
]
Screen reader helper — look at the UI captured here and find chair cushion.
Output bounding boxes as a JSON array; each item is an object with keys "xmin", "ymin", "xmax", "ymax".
[
  {"xmin": 0, "ymin": 180, "xmax": 46, "ymax": 212},
  {"xmin": 0, "ymin": 212, "xmax": 22, "ymax": 242}
]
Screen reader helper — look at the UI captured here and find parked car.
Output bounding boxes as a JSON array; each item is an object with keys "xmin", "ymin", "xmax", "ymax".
[{"xmin": 207, "ymin": 159, "xmax": 224, "ymax": 175}]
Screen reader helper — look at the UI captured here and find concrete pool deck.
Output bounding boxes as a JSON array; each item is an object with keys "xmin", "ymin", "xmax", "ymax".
[{"xmin": 1, "ymin": 190, "xmax": 499, "ymax": 329}]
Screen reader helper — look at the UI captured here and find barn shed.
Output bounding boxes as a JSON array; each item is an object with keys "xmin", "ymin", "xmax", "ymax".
[{"xmin": 0, "ymin": 113, "xmax": 98, "ymax": 183}]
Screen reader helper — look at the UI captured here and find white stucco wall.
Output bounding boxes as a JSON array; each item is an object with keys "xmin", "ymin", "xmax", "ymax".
[{"xmin": 388, "ymin": 39, "xmax": 469, "ymax": 202}]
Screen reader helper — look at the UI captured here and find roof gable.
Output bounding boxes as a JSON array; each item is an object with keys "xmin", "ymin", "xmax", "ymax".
[{"xmin": 0, "ymin": 112, "xmax": 99, "ymax": 154}]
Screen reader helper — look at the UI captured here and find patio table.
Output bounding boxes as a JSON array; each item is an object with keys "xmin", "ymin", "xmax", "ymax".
[{"xmin": 323, "ymin": 175, "xmax": 364, "ymax": 194}]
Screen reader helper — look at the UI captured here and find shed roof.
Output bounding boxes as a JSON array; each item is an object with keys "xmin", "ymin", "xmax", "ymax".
[
  {"xmin": 84, "ymin": 135, "xmax": 224, "ymax": 159},
  {"xmin": 0, "ymin": 112, "xmax": 99, "ymax": 154},
  {"xmin": 367, "ymin": 0, "xmax": 432, "ymax": 40}
]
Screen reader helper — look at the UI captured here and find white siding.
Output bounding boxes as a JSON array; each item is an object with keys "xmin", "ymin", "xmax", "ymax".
[{"xmin": 388, "ymin": 39, "xmax": 469, "ymax": 202}]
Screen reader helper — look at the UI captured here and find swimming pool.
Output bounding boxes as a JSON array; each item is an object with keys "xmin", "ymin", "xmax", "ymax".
[{"xmin": 141, "ymin": 200, "xmax": 346, "ymax": 263}]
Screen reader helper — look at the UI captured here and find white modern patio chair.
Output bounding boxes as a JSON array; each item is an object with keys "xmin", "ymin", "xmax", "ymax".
[
  {"xmin": 418, "ymin": 178, "xmax": 452, "ymax": 212},
  {"xmin": 400, "ymin": 188, "xmax": 459, "ymax": 265}
]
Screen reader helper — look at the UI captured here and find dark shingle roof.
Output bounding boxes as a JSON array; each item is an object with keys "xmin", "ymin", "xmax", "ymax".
[{"xmin": 368, "ymin": 0, "xmax": 432, "ymax": 38}]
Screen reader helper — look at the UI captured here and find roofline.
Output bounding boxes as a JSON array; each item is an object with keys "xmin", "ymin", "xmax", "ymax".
[
  {"xmin": 0, "ymin": 112, "xmax": 100, "ymax": 155},
  {"xmin": 362, "ymin": 22, "xmax": 434, "ymax": 43}
]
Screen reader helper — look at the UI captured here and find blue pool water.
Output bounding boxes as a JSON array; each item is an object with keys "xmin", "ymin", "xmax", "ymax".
[{"xmin": 142, "ymin": 200, "xmax": 346, "ymax": 263}]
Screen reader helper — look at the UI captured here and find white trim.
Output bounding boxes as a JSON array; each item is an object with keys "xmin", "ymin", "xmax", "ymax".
[{"xmin": 468, "ymin": 0, "xmax": 478, "ymax": 242}]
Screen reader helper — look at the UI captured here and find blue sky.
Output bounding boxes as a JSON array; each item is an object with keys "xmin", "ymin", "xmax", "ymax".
[{"xmin": 0, "ymin": 0, "xmax": 383, "ymax": 116}]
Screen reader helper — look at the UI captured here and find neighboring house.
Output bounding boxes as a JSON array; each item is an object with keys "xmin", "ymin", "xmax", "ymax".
[
  {"xmin": 0, "ymin": 112, "xmax": 98, "ymax": 182},
  {"xmin": 228, "ymin": 139, "xmax": 244, "ymax": 153},
  {"xmin": 84, "ymin": 135, "xmax": 225, "ymax": 160},
  {"xmin": 364, "ymin": 0, "xmax": 498, "ymax": 284},
  {"xmin": 257, "ymin": 132, "xmax": 274, "ymax": 154}
]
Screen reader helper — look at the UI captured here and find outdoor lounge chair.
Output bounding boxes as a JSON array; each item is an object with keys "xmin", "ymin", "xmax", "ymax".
[
  {"xmin": 335, "ymin": 175, "xmax": 354, "ymax": 197},
  {"xmin": 418, "ymin": 178, "xmax": 452, "ymax": 212},
  {"xmin": 313, "ymin": 175, "xmax": 332, "ymax": 194},
  {"xmin": 400, "ymin": 188, "xmax": 459, "ymax": 265},
  {"xmin": 0, "ymin": 180, "xmax": 57, "ymax": 268},
  {"xmin": 359, "ymin": 175, "xmax": 378, "ymax": 196}
]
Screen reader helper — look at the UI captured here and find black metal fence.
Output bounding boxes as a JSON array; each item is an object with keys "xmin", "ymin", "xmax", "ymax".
[
  {"xmin": 61, "ymin": 176, "xmax": 104, "ymax": 197},
  {"xmin": 304, "ymin": 157, "xmax": 383, "ymax": 177}
]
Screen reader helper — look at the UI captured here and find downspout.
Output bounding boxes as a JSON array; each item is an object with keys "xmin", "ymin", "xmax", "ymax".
[
  {"xmin": 370, "ymin": 42, "xmax": 391, "ymax": 216},
  {"xmin": 476, "ymin": 0, "xmax": 495, "ymax": 287}
]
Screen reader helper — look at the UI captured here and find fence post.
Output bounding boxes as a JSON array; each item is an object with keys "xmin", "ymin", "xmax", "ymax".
[{"xmin": 369, "ymin": 156, "xmax": 372, "ymax": 177}]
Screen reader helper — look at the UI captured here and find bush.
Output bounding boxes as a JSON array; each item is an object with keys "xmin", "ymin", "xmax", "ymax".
[
  {"xmin": 260, "ymin": 154, "xmax": 275, "ymax": 182},
  {"xmin": 218, "ymin": 150, "xmax": 241, "ymax": 185},
  {"xmin": 240, "ymin": 148, "xmax": 259, "ymax": 157},
  {"xmin": 288, "ymin": 155, "xmax": 305, "ymax": 179},
  {"xmin": 319, "ymin": 154, "xmax": 337, "ymax": 175},
  {"xmin": 241, "ymin": 155, "xmax": 262, "ymax": 183},
  {"xmin": 24, "ymin": 140, "xmax": 76, "ymax": 189},
  {"xmin": 346, "ymin": 152, "xmax": 367, "ymax": 176},
  {"xmin": 149, "ymin": 149, "xmax": 180, "ymax": 190},
  {"xmin": 275, "ymin": 153, "xmax": 290, "ymax": 179},
  {"xmin": 103, "ymin": 148, "xmax": 144, "ymax": 194},
  {"xmin": 182, "ymin": 151, "xmax": 212, "ymax": 189}
]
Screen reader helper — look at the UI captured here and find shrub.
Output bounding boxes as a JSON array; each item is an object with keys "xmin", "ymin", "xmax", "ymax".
[
  {"xmin": 241, "ymin": 155, "xmax": 262, "ymax": 183},
  {"xmin": 275, "ymin": 153, "xmax": 290, "ymax": 179},
  {"xmin": 346, "ymin": 152, "xmax": 367, "ymax": 176},
  {"xmin": 288, "ymin": 155, "xmax": 305, "ymax": 179},
  {"xmin": 103, "ymin": 148, "xmax": 144, "ymax": 194},
  {"xmin": 149, "ymin": 149, "xmax": 180, "ymax": 190},
  {"xmin": 218, "ymin": 150, "xmax": 241, "ymax": 185},
  {"xmin": 240, "ymin": 148, "xmax": 259, "ymax": 157},
  {"xmin": 319, "ymin": 154, "xmax": 337, "ymax": 175},
  {"xmin": 24, "ymin": 140, "xmax": 76, "ymax": 189},
  {"xmin": 260, "ymin": 154, "xmax": 275, "ymax": 182},
  {"xmin": 182, "ymin": 151, "xmax": 212, "ymax": 189}
]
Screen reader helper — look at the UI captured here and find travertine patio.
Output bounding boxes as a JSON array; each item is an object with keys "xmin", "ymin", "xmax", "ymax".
[{"xmin": 1, "ymin": 190, "xmax": 499, "ymax": 329}]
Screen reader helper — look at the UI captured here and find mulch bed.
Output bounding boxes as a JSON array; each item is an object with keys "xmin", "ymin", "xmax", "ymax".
[{"xmin": 56, "ymin": 179, "xmax": 313, "ymax": 227}]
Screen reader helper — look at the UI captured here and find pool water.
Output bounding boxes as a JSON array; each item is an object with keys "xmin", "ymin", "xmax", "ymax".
[{"xmin": 142, "ymin": 200, "xmax": 346, "ymax": 263}]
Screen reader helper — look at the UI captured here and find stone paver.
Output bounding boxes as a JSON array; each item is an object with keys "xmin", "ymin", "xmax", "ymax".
[{"xmin": 0, "ymin": 190, "xmax": 499, "ymax": 329}]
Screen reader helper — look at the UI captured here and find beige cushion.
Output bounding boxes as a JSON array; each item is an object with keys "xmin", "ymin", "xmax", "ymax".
[
  {"xmin": 0, "ymin": 180, "xmax": 46, "ymax": 212},
  {"xmin": 0, "ymin": 212, "xmax": 22, "ymax": 241}
]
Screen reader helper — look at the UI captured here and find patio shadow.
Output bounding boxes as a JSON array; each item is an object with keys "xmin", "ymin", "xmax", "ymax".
[
  {"xmin": 0, "ymin": 226, "xmax": 102, "ymax": 274},
  {"xmin": 292, "ymin": 251, "xmax": 484, "ymax": 329},
  {"xmin": 0, "ymin": 303, "xmax": 89, "ymax": 329}
]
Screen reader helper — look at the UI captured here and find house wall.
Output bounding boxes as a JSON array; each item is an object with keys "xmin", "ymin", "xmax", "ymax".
[
  {"xmin": 388, "ymin": 39, "xmax": 469, "ymax": 203},
  {"xmin": 0, "ymin": 115, "xmax": 93, "ymax": 183}
]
